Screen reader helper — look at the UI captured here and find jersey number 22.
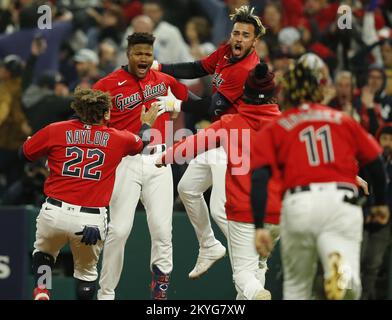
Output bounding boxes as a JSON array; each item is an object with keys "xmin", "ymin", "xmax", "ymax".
[{"xmin": 62, "ymin": 146, "xmax": 105, "ymax": 180}]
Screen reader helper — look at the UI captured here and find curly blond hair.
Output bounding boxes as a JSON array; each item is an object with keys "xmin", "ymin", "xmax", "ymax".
[
  {"xmin": 230, "ymin": 5, "xmax": 266, "ymax": 39},
  {"xmin": 282, "ymin": 62, "xmax": 323, "ymax": 106}
]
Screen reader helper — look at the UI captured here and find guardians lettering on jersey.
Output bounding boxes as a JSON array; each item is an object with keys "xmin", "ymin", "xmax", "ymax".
[
  {"xmin": 278, "ymin": 108, "xmax": 343, "ymax": 130},
  {"xmin": 114, "ymin": 82, "xmax": 167, "ymax": 112},
  {"xmin": 115, "ymin": 92, "xmax": 141, "ymax": 111},
  {"xmin": 65, "ymin": 130, "xmax": 110, "ymax": 147},
  {"xmin": 212, "ymin": 73, "xmax": 224, "ymax": 88}
]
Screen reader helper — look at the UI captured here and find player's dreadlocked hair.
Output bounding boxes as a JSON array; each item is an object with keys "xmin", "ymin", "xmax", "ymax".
[
  {"xmin": 281, "ymin": 61, "xmax": 323, "ymax": 107},
  {"xmin": 127, "ymin": 32, "xmax": 155, "ymax": 50},
  {"xmin": 230, "ymin": 5, "xmax": 266, "ymax": 39},
  {"xmin": 71, "ymin": 87, "xmax": 112, "ymax": 124}
]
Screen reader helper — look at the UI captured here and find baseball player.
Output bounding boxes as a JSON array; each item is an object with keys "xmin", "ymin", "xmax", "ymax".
[
  {"xmin": 93, "ymin": 33, "xmax": 189, "ymax": 300},
  {"xmin": 22, "ymin": 88, "xmax": 159, "ymax": 300},
  {"xmin": 156, "ymin": 62, "xmax": 281, "ymax": 299},
  {"xmin": 251, "ymin": 62, "xmax": 389, "ymax": 300},
  {"xmin": 153, "ymin": 5, "xmax": 264, "ymax": 279}
]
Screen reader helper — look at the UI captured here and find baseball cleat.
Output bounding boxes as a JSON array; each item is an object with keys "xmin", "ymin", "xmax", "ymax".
[
  {"xmin": 151, "ymin": 265, "xmax": 170, "ymax": 300},
  {"xmin": 188, "ymin": 242, "xmax": 226, "ymax": 279},
  {"xmin": 33, "ymin": 287, "xmax": 50, "ymax": 300},
  {"xmin": 324, "ymin": 252, "xmax": 347, "ymax": 300},
  {"xmin": 253, "ymin": 288, "xmax": 272, "ymax": 300}
]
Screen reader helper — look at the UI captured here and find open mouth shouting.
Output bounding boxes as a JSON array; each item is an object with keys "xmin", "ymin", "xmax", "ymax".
[
  {"xmin": 136, "ymin": 63, "xmax": 149, "ymax": 77},
  {"xmin": 232, "ymin": 43, "xmax": 243, "ymax": 58}
]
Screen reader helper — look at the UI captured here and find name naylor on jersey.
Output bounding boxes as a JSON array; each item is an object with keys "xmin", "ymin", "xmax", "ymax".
[
  {"xmin": 66, "ymin": 130, "xmax": 110, "ymax": 147},
  {"xmin": 114, "ymin": 82, "xmax": 167, "ymax": 111}
]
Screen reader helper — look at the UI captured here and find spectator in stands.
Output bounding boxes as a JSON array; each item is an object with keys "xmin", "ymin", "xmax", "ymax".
[
  {"xmin": 142, "ymin": 0, "xmax": 192, "ymax": 63},
  {"xmin": 98, "ymin": 40, "xmax": 118, "ymax": 75},
  {"xmin": 22, "ymin": 71, "xmax": 73, "ymax": 133},
  {"xmin": 0, "ymin": 159, "xmax": 48, "ymax": 206},
  {"xmin": 303, "ymin": 0, "xmax": 339, "ymax": 38},
  {"xmin": 255, "ymin": 39, "xmax": 269, "ymax": 60},
  {"xmin": 185, "ymin": 17, "xmax": 215, "ymax": 60},
  {"xmin": 198, "ymin": 0, "xmax": 250, "ymax": 46},
  {"xmin": 86, "ymin": 6, "xmax": 126, "ymax": 50},
  {"xmin": 381, "ymin": 40, "xmax": 392, "ymax": 95},
  {"xmin": 278, "ymin": 27, "xmax": 305, "ymax": 58},
  {"xmin": 0, "ymin": 34, "xmax": 45, "ymax": 189},
  {"xmin": 366, "ymin": 65, "xmax": 392, "ymax": 122},
  {"xmin": 330, "ymin": 71, "xmax": 383, "ymax": 136},
  {"xmin": 361, "ymin": 123, "xmax": 392, "ymax": 299},
  {"xmin": 69, "ymin": 48, "xmax": 102, "ymax": 90},
  {"xmin": 382, "ymin": 0, "xmax": 392, "ymax": 27},
  {"xmin": 0, "ymin": 55, "xmax": 32, "ymax": 186},
  {"xmin": 107, "ymin": 0, "xmax": 143, "ymax": 25},
  {"xmin": 262, "ymin": 2, "xmax": 283, "ymax": 55},
  {"xmin": 183, "ymin": 16, "xmax": 216, "ymax": 134}
]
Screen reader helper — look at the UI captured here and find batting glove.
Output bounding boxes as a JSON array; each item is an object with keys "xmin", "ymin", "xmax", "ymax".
[
  {"xmin": 155, "ymin": 87, "xmax": 182, "ymax": 116},
  {"xmin": 75, "ymin": 225, "xmax": 102, "ymax": 245}
]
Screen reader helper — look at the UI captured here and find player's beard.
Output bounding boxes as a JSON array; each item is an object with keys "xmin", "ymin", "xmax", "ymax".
[{"xmin": 229, "ymin": 46, "xmax": 253, "ymax": 63}]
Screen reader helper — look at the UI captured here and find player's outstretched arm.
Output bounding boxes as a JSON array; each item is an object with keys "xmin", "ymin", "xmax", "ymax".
[
  {"xmin": 155, "ymin": 89, "xmax": 232, "ymax": 118},
  {"xmin": 152, "ymin": 60, "xmax": 209, "ymax": 79}
]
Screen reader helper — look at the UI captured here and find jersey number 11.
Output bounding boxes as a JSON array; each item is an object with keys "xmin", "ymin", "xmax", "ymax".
[{"xmin": 299, "ymin": 124, "xmax": 335, "ymax": 166}]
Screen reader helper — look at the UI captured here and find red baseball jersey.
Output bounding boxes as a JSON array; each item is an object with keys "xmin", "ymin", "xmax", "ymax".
[
  {"xmin": 253, "ymin": 103, "xmax": 383, "ymax": 191},
  {"xmin": 162, "ymin": 103, "xmax": 282, "ymax": 224},
  {"xmin": 93, "ymin": 67, "xmax": 188, "ymax": 144},
  {"xmin": 201, "ymin": 43, "xmax": 259, "ymax": 115},
  {"xmin": 22, "ymin": 119, "xmax": 143, "ymax": 207}
]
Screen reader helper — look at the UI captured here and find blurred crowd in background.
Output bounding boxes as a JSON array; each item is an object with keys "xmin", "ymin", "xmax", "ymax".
[{"xmin": 0, "ymin": 0, "xmax": 392, "ymax": 299}]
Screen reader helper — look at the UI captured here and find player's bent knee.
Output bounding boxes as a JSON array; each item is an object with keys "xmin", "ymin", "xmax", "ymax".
[
  {"xmin": 109, "ymin": 224, "xmax": 132, "ymax": 241},
  {"xmin": 76, "ymin": 279, "xmax": 96, "ymax": 300},
  {"xmin": 210, "ymin": 208, "xmax": 226, "ymax": 222},
  {"xmin": 178, "ymin": 180, "xmax": 203, "ymax": 198},
  {"xmin": 32, "ymin": 251, "xmax": 55, "ymax": 283},
  {"xmin": 177, "ymin": 178, "xmax": 191, "ymax": 195}
]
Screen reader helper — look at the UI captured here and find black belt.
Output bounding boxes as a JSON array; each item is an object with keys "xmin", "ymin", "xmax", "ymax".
[
  {"xmin": 46, "ymin": 197, "xmax": 102, "ymax": 214},
  {"xmin": 288, "ymin": 184, "xmax": 357, "ymax": 195}
]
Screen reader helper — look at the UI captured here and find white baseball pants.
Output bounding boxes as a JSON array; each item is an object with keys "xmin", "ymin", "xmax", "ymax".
[
  {"xmin": 177, "ymin": 147, "xmax": 228, "ymax": 248},
  {"xmin": 229, "ymin": 222, "xmax": 280, "ymax": 300},
  {"xmin": 98, "ymin": 153, "xmax": 173, "ymax": 300},
  {"xmin": 33, "ymin": 200, "xmax": 107, "ymax": 282},
  {"xmin": 280, "ymin": 182, "xmax": 363, "ymax": 300}
]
